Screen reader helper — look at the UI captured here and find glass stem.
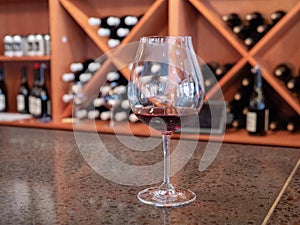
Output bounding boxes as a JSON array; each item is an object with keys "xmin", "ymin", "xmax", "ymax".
[{"xmin": 162, "ymin": 133, "xmax": 173, "ymax": 189}]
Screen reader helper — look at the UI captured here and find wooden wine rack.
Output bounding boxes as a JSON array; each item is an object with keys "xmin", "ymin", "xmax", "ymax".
[{"xmin": 0, "ymin": 0, "xmax": 299, "ymax": 147}]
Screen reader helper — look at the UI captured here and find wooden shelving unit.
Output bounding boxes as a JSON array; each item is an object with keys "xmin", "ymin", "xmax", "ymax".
[{"xmin": 0, "ymin": 0, "xmax": 299, "ymax": 147}]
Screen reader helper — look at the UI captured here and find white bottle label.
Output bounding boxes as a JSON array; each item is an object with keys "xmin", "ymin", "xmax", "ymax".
[
  {"xmin": 0, "ymin": 95, "xmax": 6, "ymax": 111},
  {"xmin": 246, "ymin": 112, "xmax": 257, "ymax": 132},
  {"xmin": 47, "ymin": 100, "xmax": 51, "ymax": 116},
  {"xmin": 36, "ymin": 98, "xmax": 42, "ymax": 116},
  {"xmin": 29, "ymin": 96, "xmax": 35, "ymax": 115},
  {"xmin": 17, "ymin": 95, "xmax": 25, "ymax": 112},
  {"xmin": 265, "ymin": 109, "xmax": 269, "ymax": 131}
]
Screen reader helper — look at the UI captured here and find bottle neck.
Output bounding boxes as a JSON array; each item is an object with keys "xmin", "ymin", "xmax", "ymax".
[
  {"xmin": 21, "ymin": 67, "xmax": 28, "ymax": 83},
  {"xmin": 39, "ymin": 66, "xmax": 46, "ymax": 86},
  {"xmin": 254, "ymin": 68, "xmax": 263, "ymax": 89},
  {"xmin": 0, "ymin": 68, "xmax": 4, "ymax": 81}
]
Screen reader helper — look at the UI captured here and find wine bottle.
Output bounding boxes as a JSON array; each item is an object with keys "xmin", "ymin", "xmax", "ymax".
[
  {"xmin": 244, "ymin": 35, "xmax": 261, "ymax": 49},
  {"xmin": 26, "ymin": 34, "xmax": 36, "ymax": 56},
  {"xmin": 38, "ymin": 63, "xmax": 51, "ymax": 120},
  {"xmin": 233, "ymin": 25, "xmax": 252, "ymax": 40},
  {"xmin": 13, "ymin": 35, "xmax": 26, "ymax": 57},
  {"xmin": 119, "ymin": 15, "xmax": 141, "ymax": 29},
  {"xmin": 0, "ymin": 66, "xmax": 8, "ymax": 112},
  {"xmin": 233, "ymin": 88, "xmax": 251, "ymax": 105},
  {"xmin": 222, "ymin": 13, "xmax": 242, "ymax": 29},
  {"xmin": 61, "ymin": 73, "xmax": 75, "ymax": 82},
  {"xmin": 3, "ymin": 35, "xmax": 14, "ymax": 57},
  {"xmin": 87, "ymin": 109, "xmax": 100, "ymax": 120},
  {"xmin": 286, "ymin": 77, "xmax": 300, "ymax": 93},
  {"xmin": 129, "ymin": 111, "xmax": 139, "ymax": 123},
  {"xmin": 88, "ymin": 16, "xmax": 120, "ymax": 28},
  {"xmin": 256, "ymin": 23, "xmax": 272, "ymax": 36},
  {"xmin": 17, "ymin": 66, "xmax": 30, "ymax": 114},
  {"xmin": 245, "ymin": 12, "xmax": 265, "ymax": 29},
  {"xmin": 107, "ymin": 27, "xmax": 130, "ymax": 48},
  {"xmin": 270, "ymin": 10, "xmax": 286, "ymax": 25},
  {"xmin": 246, "ymin": 65, "xmax": 269, "ymax": 135},
  {"xmin": 62, "ymin": 93, "xmax": 74, "ymax": 103},
  {"xmin": 231, "ymin": 116, "xmax": 246, "ymax": 129},
  {"xmin": 29, "ymin": 63, "xmax": 41, "ymax": 116},
  {"xmin": 75, "ymin": 108, "xmax": 88, "ymax": 119},
  {"xmin": 79, "ymin": 61, "xmax": 101, "ymax": 83},
  {"xmin": 206, "ymin": 61, "xmax": 220, "ymax": 74},
  {"xmin": 44, "ymin": 34, "xmax": 51, "ymax": 55},
  {"xmin": 269, "ymin": 119, "xmax": 284, "ymax": 131},
  {"xmin": 69, "ymin": 59, "xmax": 95, "ymax": 73},
  {"xmin": 35, "ymin": 34, "xmax": 46, "ymax": 56},
  {"xmin": 273, "ymin": 63, "xmax": 293, "ymax": 83},
  {"xmin": 106, "ymin": 71, "xmax": 128, "ymax": 86},
  {"xmin": 204, "ymin": 77, "xmax": 215, "ymax": 91},
  {"xmin": 97, "ymin": 27, "xmax": 112, "ymax": 37},
  {"xmin": 214, "ymin": 63, "xmax": 234, "ymax": 80},
  {"xmin": 286, "ymin": 117, "xmax": 300, "ymax": 133}
]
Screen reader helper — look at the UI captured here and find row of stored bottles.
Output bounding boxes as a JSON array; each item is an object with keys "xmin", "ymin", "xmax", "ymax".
[
  {"xmin": 3, "ymin": 34, "xmax": 51, "ymax": 57},
  {"xmin": 59, "ymin": 57, "xmax": 300, "ymax": 135},
  {"xmin": 227, "ymin": 65, "xmax": 300, "ymax": 134},
  {"xmin": 0, "ymin": 63, "xmax": 51, "ymax": 121},
  {"xmin": 222, "ymin": 9, "xmax": 286, "ymax": 49},
  {"xmin": 88, "ymin": 14, "xmax": 143, "ymax": 48}
]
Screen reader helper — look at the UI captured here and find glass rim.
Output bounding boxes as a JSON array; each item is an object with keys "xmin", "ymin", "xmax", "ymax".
[{"xmin": 139, "ymin": 35, "xmax": 192, "ymax": 42}]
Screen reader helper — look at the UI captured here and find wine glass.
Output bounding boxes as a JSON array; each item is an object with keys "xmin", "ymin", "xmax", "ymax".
[{"xmin": 128, "ymin": 36, "xmax": 205, "ymax": 207}]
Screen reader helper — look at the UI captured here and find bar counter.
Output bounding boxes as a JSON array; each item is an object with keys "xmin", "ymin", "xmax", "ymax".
[{"xmin": 0, "ymin": 125, "xmax": 299, "ymax": 225}]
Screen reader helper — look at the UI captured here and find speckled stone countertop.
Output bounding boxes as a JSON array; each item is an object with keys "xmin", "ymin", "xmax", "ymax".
[{"xmin": 0, "ymin": 126, "xmax": 299, "ymax": 225}]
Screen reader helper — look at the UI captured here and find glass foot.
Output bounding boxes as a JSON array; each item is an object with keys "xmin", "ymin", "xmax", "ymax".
[{"xmin": 137, "ymin": 187, "xmax": 196, "ymax": 207}]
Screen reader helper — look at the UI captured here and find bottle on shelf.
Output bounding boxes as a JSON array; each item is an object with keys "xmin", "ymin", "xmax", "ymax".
[
  {"xmin": 3, "ymin": 35, "xmax": 14, "ymax": 57},
  {"xmin": 0, "ymin": 65, "xmax": 8, "ymax": 112},
  {"xmin": 35, "ymin": 34, "xmax": 46, "ymax": 56},
  {"xmin": 245, "ymin": 12, "xmax": 265, "ymax": 29},
  {"xmin": 270, "ymin": 10, "xmax": 286, "ymax": 25},
  {"xmin": 256, "ymin": 23, "xmax": 272, "ymax": 38},
  {"xmin": 286, "ymin": 76, "xmax": 300, "ymax": 93},
  {"xmin": 222, "ymin": 13, "xmax": 242, "ymax": 29},
  {"xmin": 273, "ymin": 63, "xmax": 294, "ymax": 83},
  {"xmin": 107, "ymin": 27, "xmax": 130, "ymax": 48},
  {"xmin": 233, "ymin": 24, "xmax": 252, "ymax": 41},
  {"xmin": 79, "ymin": 61, "xmax": 101, "ymax": 83},
  {"xmin": 244, "ymin": 35, "xmax": 261, "ymax": 49},
  {"xmin": 29, "ymin": 63, "xmax": 41, "ymax": 117},
  {"xmin": 88, "ymin": 16, "xmax": 121, "ymax": 28},
  {"xmin": 231, "ymin": 116, "xmax": 246, "ymax": 129},
  {"xmin": 246, "ymin": 65, "xmax": 269, "ymax": 136},
  {"xmin": 214, "ymin": 63, "xmax": 234, "ymax": 80},
  {"xmin": 44, "ymin": 34, "xmax": 51, "ymax": 55},
  {"xmin": 285, "ymin": 117, "xmax": 300, "ymax": 133},
  {"xmin": 17, "ymin": 66, "xmax": 30, "ymax": 114},
  {"xmin": 12, "ymin": 35, "xmax": 26, "ymax": 57},
  {"xmin": 38, "ymin": 63, "xmax": 51, "ymax": 121},
  {"xmin": 119, "ymin": 15, "xmax": 141, "ymax": 29},
  {"xmin": 129, "ymin": 111, "xmax": 140, "ymax": 123},
  {"xmin": 69, "ymin": 59, "xmax": 95, "ymax": 73},
  {"xmin": 26, "ymin": 34, "xmax": 37, "ymax": 57}
]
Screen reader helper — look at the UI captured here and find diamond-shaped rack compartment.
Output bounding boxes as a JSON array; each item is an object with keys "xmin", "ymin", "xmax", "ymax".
[
  {"xmin": 186, "ymin": 0, "xmax": 300, "ymax": 113},
  {"xmin": 169, "ymin": 0, "xmax": 246, "ymax": 101},
  {"xmin": 249, "ymin": 1, "xmax": 300, "ymax": 115},
  {"xmin": 58, "ymin": 0, "xmax": 168, "ymax": 118}
]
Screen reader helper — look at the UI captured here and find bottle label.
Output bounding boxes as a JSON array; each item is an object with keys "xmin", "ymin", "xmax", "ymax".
[
  {"xmin": 29, "ymin": 96, "xmax": 35, "ymax": 115},
  {"xmin": 17, "ymin": 95, "xmax": 25, "ymax": 112},
  {"xmin": 36, "ymin": 98, "xmax": 42, "ymax": 116},
  {"xmin": 47, "ymin": 100, "xmax": 51, "ymax": 116},
  {"xmin": 265, "ymin": 109, "xmax": 269, "ymax": 131},
  {"xmin": 0, "ymin": 95, "xmax": 6, "ymax": 111},
  {"xmin": 246, "ymin": 112, "xmax": 257, "ymax": 132}
]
